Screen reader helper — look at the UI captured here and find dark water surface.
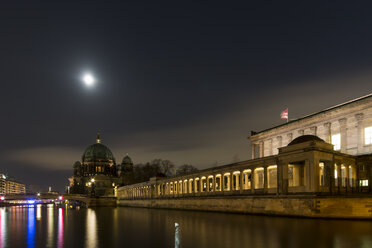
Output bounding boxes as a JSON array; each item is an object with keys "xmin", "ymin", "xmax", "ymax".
[{"xmin": 1, "ymin": 205, "xmax": 372, "ymax": 248}]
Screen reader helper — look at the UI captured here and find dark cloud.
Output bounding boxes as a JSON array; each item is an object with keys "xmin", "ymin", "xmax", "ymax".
[{"xmin": 1, "ymin": 1, "xmax": 372, "ymax": 191}]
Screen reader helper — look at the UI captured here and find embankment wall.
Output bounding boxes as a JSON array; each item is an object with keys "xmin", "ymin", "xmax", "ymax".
[{"xmin": 117, "ymin": 196, "xmax": 372, "ymax": 219}]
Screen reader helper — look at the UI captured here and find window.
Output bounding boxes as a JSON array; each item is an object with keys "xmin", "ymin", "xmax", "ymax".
[
  {"xmin": 365, "ymin": 126, "xmax": 372, "ymax": 145},
  {"xmin": 334, "ymin": 164, "xmax": 338, "ymax": 187},
  {"xmin": 319, "ymin": 162, "xmax": 325, "ymax": 186},
  {"xmin": 360, "ymin": 180, "xmax": 369, "ymax": 187},
  {"xmin": 332, "ymin": 133, "xmax": 341, "ymax": 150}
]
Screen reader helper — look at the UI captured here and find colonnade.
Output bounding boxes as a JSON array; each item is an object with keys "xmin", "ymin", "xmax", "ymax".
[{"xmin": 119, "ymin": 162, "xmax": 358, "ymax": 200}]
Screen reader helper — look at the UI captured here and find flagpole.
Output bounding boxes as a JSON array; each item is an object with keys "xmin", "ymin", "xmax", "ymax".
[{"xmin": 287, "ymin": 108, "xmax": 288, "ymax": 123}]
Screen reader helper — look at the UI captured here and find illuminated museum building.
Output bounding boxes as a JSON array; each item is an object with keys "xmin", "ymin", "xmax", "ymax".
[
  {"xmin": 118, "ymin": 94, "xmax": 372, "ymax": 199},
  {"xmin": 69, "ymin": 133, "xmax": 134, "ymax": 196}
]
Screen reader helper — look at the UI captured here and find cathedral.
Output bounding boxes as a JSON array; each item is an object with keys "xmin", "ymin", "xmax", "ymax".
[{"xmin": 69, "ymin": 133, "xmax": 134, "ymax": 196}]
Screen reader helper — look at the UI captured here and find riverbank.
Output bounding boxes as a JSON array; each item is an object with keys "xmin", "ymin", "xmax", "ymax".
[{"xmin": 117, "ymin": 195, "xmax": 372, "ymax": 219}]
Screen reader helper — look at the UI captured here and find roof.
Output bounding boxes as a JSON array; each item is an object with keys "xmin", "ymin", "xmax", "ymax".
[
  {"xmin": 288, "ymin": 135, "xmax": 324, "ymax": 146},
  {"xmin": 251, "ymin": 93, "xmax": 372, "ymax": 136},
  {"xmin": 121, "ymin": 155, "xmax": 133, "ymax": 165},
  {"xmin": 82, "ymin": 143, "xmax": 116, "ymax": 163}
]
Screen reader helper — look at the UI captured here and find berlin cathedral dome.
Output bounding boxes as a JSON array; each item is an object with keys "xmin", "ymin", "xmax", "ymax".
[
  {"xmin": 69, "ymin": 132, "xmax": 135, "ymax": 196},
  {"xmin": 82, "ymin": 142, "xmax": 116, "ymax": 165}
]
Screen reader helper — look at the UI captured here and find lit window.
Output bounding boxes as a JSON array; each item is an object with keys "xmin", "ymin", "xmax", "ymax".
[
  {"xmin": 332, "ymin": 133, "xmax": 341, "ymax": 150},
  {"xmin": 319, "ymin": 162, "xmax": 324, "ymax": 186},
  {"xmin": 365, "ymin": 127, "xmax": 372, "ymax": 145},
  {"xmin": 360, "ymin": 180, "xmax": 369, "ymax": 187}
]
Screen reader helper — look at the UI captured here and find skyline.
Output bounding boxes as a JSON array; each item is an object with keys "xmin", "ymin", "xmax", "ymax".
[{"xmin": 1, "ymin": 2, "xmax": 372, "ymax": 191}]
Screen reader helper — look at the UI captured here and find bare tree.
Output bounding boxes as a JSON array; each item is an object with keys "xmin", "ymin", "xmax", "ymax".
[
  {"xmin": 151, "ymin": 159, "xmax": 175, "ymax": 177},
  {"xmin": 176, "ymin": 164, "xmax": 198, "ymax": 176}
]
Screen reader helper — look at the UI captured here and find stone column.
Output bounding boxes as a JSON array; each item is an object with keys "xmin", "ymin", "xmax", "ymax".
[
  {"xmin": 264, "ymin": 166, "xmax": 268, "ymax": 193},
  {"xmin": 213, "ymin": 175, "xmax": 217, "ymax": 193},
  {"xmin": 251, "ymin": 170, "xmax": 255, "ymax": 193},
  {"xmin": 230, "ymin": 173, "xmax": 234, "ymax": 191},
  {"xmin": 259, "ymin": 141, "xmax": 264, "ymax": 158},
  {"xmin": 206, "ymin": 177, "xmax": 210, "ymax": 194},
  {"xmin": 268, "ymin": 139, "xmax": 273, "ymax": 156},
  {"xmin": 251, "ymin": 144, "xmax": 255, "ymax": 159},
  {"xmin": 337, "ymin": 164, "xmax": 342, "ymax": 193},
  {"xmin": 221, "ymin": 175, "xmax": 225, "ymax": 193},
  {"xmin": 328, "ymin": 161, "xmax": 335, "ymax": 194},
  {"xmin": 346, "ymin": 165, "xmax": 350, "ymax": 192},
  {"xmin": 240, "ymin": 171, "xmax": 244, "ymax": 194},
  {"xmin": 339, "ymin": 118, "xmax": 347, "ymax": 153},
  {"xmin": 323, "ymin": 122, "xmax": 331, "ymax": 143},
  {"xmin": 355, "ymin": 113, "xmax": 364, "ymax": 154},
  {"xmin": 368, "ymin": 165, "xmax": 372, "ymax": 193},
  {"xmin": 277, "ymin": 136, "xmax": 282, "ymax": 148},
  {"xmin": 310, "ymin": 126, "xmax": 317, "ymax": 136},
  {"xmin": 277, "ymin": 162, "xmax": 288, "ymax": 195}
]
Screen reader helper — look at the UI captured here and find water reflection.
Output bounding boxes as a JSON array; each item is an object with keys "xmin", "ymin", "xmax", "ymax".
[
  {"xmin": 0, "ymin": 208, "xmax": 6, "ymax": 248},
  {"xmin": 57, "ymin": 208, "xmax": 64, "ymax": 248},
  {"xmin": 36, "ymin": 205, "xmax": 41, "ymax": 220},
  {"xmin": 26, "ymin": 207, "xmax": 35, "ymax": 248},
  {"xmin": 175, "ymin": 222, "xmax": 180, "ymax": 248},
  {"xmin": 0, "ymin": 206, "xmax": 371, "ymax": 247},
  {"xmin": 85, "ymin": 208, "xmax": 97, "ymax": 248},
  {"xmin": 47, "ymin": 205, "xmax": 54, "ymax": 247}
]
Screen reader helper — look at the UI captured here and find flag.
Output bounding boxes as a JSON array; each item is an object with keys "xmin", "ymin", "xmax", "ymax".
[{"xmin": 280, "ymin": 109, "xmax": 288, "ymax": 120}]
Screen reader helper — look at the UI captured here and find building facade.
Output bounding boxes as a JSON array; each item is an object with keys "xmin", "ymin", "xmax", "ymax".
[
  {"xmin": 249, "ymin": 94, "xmax": 372, "ymax": 159},
  {"xmin": 69, "ymin": 133, "xmax": 134, "ymax": 196},
  {"xmin": 0, "ymin": 174, "xmax": 26, "ymax": 195},
  {"xmin": 118, "ymin": 135, "xmax": 371, "ymax": 200},
  {"xmin": 118, "ymin": 94, "xmax": 372, "ymax": 200}
]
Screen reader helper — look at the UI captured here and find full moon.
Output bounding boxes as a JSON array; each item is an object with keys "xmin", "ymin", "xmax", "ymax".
[{"xmin": 83, "ymin": 74, "xmax": 95, "ymax": 86}]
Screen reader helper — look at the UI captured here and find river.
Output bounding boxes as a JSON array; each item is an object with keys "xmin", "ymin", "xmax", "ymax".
[{"xmin": 0, "ymin": 205, "xmax": 372, "ymax": 248}]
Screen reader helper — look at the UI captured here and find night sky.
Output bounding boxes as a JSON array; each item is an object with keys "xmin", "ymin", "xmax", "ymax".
[{"xmin": 1, "ymin": 2, "xmax": 372, "ymax": 192}]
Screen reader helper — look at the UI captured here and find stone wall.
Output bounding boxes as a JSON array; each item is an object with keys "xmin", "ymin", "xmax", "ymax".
[{"xmin": 117, "ymin": 196, "xmax": 372, "ymax": 219}]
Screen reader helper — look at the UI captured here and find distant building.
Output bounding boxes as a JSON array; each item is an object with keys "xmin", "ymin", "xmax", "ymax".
[
  {"xmin": 69, "ymin": 133, "xmax": 134, "ymax": 196},
  {"xmin": 249, "ymin": 94, "xmax": 372, "ymax": 159},
  {"xmin": 0, "ymin": 174, "xmax": 26, "ymax": 195}
]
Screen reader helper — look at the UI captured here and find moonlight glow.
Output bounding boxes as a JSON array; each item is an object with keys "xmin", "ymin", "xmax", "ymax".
[{"xmin": 83, "ymin": 74, "xmax": 95, "ymax": 86}]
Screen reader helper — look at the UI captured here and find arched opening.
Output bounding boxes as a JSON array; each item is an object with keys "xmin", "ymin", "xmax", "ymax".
[
  {"xmin": 242, "ymin": 169, "xmax": 252, "ymax": 190},
  {"xmin": 183, "ymin": 180, "xmax": 188, "ymax": 194},
  {"xmin": 233, "ymin": 171, "xmax": 240, "ymax": 190},
  {"xmin": 208, "ymin": 176, "xmax": 214, "ymax": 192},
  {"xmin": 194, "ymin": 178, "xmax": 200, "ymax": 193},
  {"xmin": 201, "ymin": 177, "xmax": 207, "ymax": 192},
  {"xmin": 189, "ymin": 179, "xmax": 194, "ymax": 193},
  {"xmin": 215, "ymin": 174, "xmax": 222, "ymax": 191},
  {"xmin": 223, "ymin": 173, "xmax": 231, "ymax": 191}
]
